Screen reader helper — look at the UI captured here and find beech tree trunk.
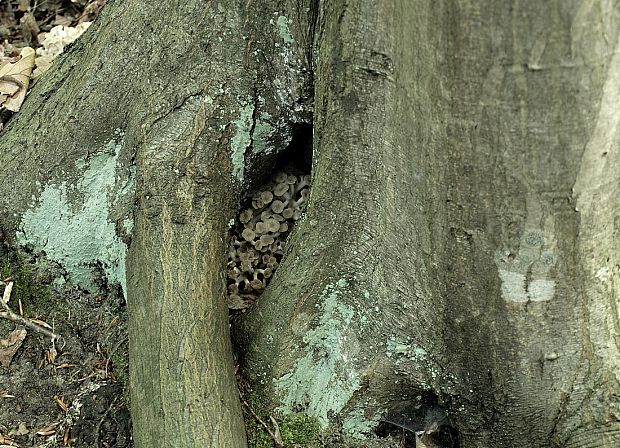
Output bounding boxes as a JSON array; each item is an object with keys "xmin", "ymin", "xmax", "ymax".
[{"xmin": 0, "ymin": 0, "xmax": 618, "ymax": 447}]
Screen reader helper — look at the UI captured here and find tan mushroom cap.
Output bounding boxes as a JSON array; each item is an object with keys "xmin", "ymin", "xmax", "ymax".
[
  {"xmin": 241, "ymin": 228, "xmax": 255, "ymax": 241},
  {"xmin": 274, "ymin": 182, "xmax": 289, "ymax": 197},
  {"xmin": 271, "ymin": 199, "xmax": 285, "ymax": 214},
  {"xmin": 260, "ymin": 191, "xmax": 273, "ymax": 203}
]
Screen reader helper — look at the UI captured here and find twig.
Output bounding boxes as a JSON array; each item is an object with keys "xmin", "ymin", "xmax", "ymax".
[
  {"xmin": 239, "ymin": 391, "xmax": 284, "ymax": 448},
  {"xmin": 1, "ymin": 282, "xmax": 60, "ymax": 341}
]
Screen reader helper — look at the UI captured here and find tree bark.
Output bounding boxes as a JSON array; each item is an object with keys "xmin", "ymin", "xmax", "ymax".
[
  {"xmin": 1, "ymin": 0, "xmax": 619, "ymax": 447},
  {"xmin": 237, "ymin": 1, "xmax": 620, "ymax": 447},
  {"xmin": 0, "ymin": 0, "xmax": 315, "ymax": 446}
]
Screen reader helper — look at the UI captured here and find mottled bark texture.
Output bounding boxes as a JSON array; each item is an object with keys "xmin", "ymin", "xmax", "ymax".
[
  {"xmin": 0, "ymin": 0, "xmax": 315, "ymax": 446},
  {"xmin": 236, "ymin": 1, "xmax": 620, "ymax": 447},
  {"xmin": 1, "ymin": 0, "xmax": 619, "ymax": 447}
]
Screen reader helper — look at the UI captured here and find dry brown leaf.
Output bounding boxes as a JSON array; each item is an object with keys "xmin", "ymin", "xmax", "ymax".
[
  {"xmin": 55, "ymin": 363, "xmax": 76, "ymax": 369},
  {"xmin": 0, "ymin": 437, "xmax": 18, "ymax": 448},
  {"xmin": 0, "ymin": 328, "xmax": 27, "ymax": 368},
  {"xmin": 35, "ymin": 421, "xmax": 59, "ymax": 436},
  {"xmin": 46, "ymin": 346, "xmax": 57, "ymax": 364},
  {"xmin": 0, "ymin": 80, "xmax": 19, "ymax": 96},
  {"xmin": 0, "ymin": 47, "xmax": 35, "ymax": 112},
  {"xmin": 30, "ymin": 318, "xmax": 52, "ymax": 330},
  {"xmin": 53, "ymin": 395, "xmax": 69, "ymax": 412},
  {"xmin": 63, "ymin": 428, "xmax": 73, "ymax": 447}
]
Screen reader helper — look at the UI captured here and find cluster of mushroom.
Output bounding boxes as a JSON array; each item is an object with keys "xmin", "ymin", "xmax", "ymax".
[{"xmin": 227, "ymin": 171, "xmax": 310, "ymax": 309}]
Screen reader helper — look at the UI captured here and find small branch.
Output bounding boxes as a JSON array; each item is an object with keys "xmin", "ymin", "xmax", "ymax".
[
  {"xmin": 1, "ymin": 282, "xmax": 60, "ymax": 342},
  {"xmin": 239, "ymin": 392, "xmax": 284, "ymax": 448}
]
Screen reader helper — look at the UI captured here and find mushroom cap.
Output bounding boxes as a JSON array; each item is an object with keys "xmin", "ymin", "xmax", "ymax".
[
  {"xmin": 250, "ymin": 278, "xmax": 264, "ymax": 291},
  {"xmin": 239, "ymin": 209, "xmax": 254, "ymax": 224},
  {"xmin": 282, "ymin": 208, "xmax": 294, "ymax": 219},
  {"xmin": 260, "ymin": 191, "xmax": 273, "ymax": 204},
  {"xmin": 286, "ymin": 174, "xmax": 297, "ymax": 184},
  {"xmin": 274, "ymin": 182, "xmax": 289, "ymax": 197},
  {"xmin": 240, "ymin": 260, "xmax": 253, "ymax": 272},
  {"xmin": 274, "ymin": 172, "xmax": 288, "ymax": 183},
  {"xmin": 271, "ymin": 199, "xmax": 285, "ymax": 214},
  {"xmin": 260, "ymin": 234, "xmax": 275, "ymax": 246},
  {"xmin": 260, "ymin": 210, "xmax": 274, "ymax": 221},
  {"xmin": 228, "ymin": 294, "xmax": 248, "ymax": 310},
  {"xmin": 279, "ymin": 222, "xmax": 289, "ymax": 233},
  {"xmin": 241, "ymin": 228, "xmax": 256, "ymax": 241},
  {"xmin": 255, "ymin": 221, "xmax": 267, "ymax": 234},
  {"xmin": 265, "ymin": 218, "xmax": 280, "ymax": 233}
]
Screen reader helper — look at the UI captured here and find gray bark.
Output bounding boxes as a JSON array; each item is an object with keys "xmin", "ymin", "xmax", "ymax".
[
  {"xmin": 1, "ymin": 0, "xmax": 315, "ymax": 446},
  {"xmin": 237, "ymin": 1, "xmax": 620, "ymax": 447},
  {"xmin": 1, "ymin": 0, "xmax": 619, "ymax": 447}
]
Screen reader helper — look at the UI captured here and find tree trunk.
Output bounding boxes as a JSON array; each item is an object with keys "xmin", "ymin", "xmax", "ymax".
[
  {"xmin": 1, "ymin": 0, "xmax": 315, "ymax": 446},
  {"xmin": 1, "ymin": 0, "xmax": 619, "ymax": 447},
  {"xmin": 236, "ymin": 1, "xmax": 620, "ymax": 447}
]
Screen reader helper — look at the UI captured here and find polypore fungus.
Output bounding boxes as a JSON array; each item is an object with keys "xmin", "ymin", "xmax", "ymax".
[{"xmin": 227, "ymin": 170, "xmax": 310, "ymax": 309}]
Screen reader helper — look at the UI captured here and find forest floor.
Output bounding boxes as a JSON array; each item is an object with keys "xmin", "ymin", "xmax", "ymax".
[{"xmin": 0, "ymin": 3, "xmax": 132, "ymax": 447}]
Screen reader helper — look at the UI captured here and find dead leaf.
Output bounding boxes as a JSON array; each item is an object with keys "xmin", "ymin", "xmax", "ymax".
[
  {"xmin": 55, "ymin": 363, "xmax": 76, "ymax": 369},
  {"xmin": 63, "ymin": 428, "xmax": 73, "ymax": 447},
  {"xmin": 36, "ymin": 421, "xmax": 59, "ymax": 436},
  {"xmin": 0, "ymin": 47, "xmax": 35, "ymax": 112},
  {"xmin": 19, "ymin": 13, "xmax": 40, "ymax": 47},
  {"xmin": 30, "ymin": 318, "xmax": 52, "ymax": 330},
  {"xmin": 46, "ymin": 346, "xmax": 57, "ymax": 363},
  {"xmin": 0, "ymin": 432, "xmax": 17, "ymax": 447},
  {"xmin": 2, "ymin": 281, "xmax": 13, "ymax": 305},
  {"xmin": 53, "ymin": 395, "xmax": 69, "ymax": 412},
  {"xmin": 0, "ymin": 328, "xmax": 27, "ymax": 368}
]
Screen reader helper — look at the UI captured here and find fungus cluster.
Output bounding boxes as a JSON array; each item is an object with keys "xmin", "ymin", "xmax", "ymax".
[{"xmin": 227, "ymin": 171, "xmax": 310, "ymax": 309}]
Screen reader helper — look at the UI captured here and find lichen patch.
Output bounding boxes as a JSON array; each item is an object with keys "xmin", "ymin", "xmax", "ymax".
[{"xmin": 16, "ymin": 134, "xmax": 134, "ymax": 299}]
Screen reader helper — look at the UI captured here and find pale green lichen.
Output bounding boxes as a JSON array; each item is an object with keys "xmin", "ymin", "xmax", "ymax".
[
  {"xmin": 230, "ymin": 97, "xmax": 254, "ymax": 181},
  {"xmin": 122, "ymin": 218, "xmax": 134, "ymax": 234},
  {"xmin": 386, "ymin": 336, "xmax": 428, "ymax": 360},
  {"xmin": 277, "ymin": 15, "xmax": 294, "ymax": 44},
  {"xmin": 16, "ymin": 132, "xmax": 134, "ymax": 299},
  {"xmin": 252, "ymin": 112, "xmax": 275, "ymax": 155},
  {"xmin": 342, "ymin": 406, "xmax": 383, "ymax": 439},
  {"xmin": 274, "ymin": 278, "xmax": 360, "ymax": 427}
]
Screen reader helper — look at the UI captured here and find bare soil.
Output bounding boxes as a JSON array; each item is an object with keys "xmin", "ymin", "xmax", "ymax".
[{"xmin": 0, "ymin": 242, "xmax": 131, "ymax": 448}]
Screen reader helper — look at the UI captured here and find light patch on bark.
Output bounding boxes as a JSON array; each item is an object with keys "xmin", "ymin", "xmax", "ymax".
[
  {"xmin": 274, "ymin": 278, "xmax": 360, "ymax": 427},
  {"xmin": 495, "ymin": 196, "xmax": 557, "ymax": 302},
  {"xmin": 571, "ymin": 31, "xmax": 620, "ymax": 370},
  {"xmin": 275, "ymin": 15, "xmax": 294, "ymax": 44},
  {"xmin": 230, "ymin": 96, "xmax": 254, "ymax": 181},
  {"xmin": 342, "ymin": 405, "xmax": 383, "ymax": 439},
  {"xmin": 16, "ymin": 131, "xmax": 134, "ymax": 299},
  {"xmin": 251, "ymin": 111, "xmax": 275, "ymax": 155}
]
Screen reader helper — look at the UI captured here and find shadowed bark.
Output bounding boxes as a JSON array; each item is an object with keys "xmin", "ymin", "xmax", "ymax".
[{"xmin": 1, "ymin": 1, "xmax": 618, "ymax": 447}]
